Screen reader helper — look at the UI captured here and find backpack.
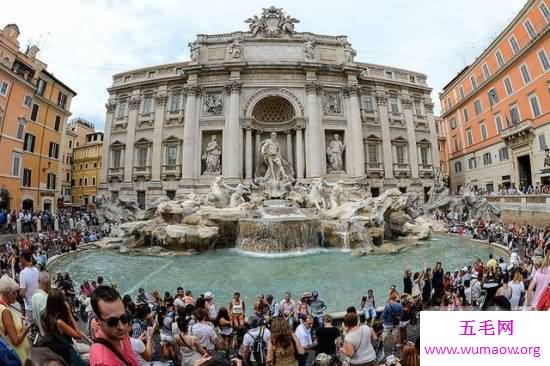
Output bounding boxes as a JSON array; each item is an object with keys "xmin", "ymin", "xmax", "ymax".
[
  {"xmin": 0, "ymin": 335, "xmax": 22, "ymax": 366},
  {"xmin": 249, "ymin": 327, "xmax": 267, "ymax": 365}
]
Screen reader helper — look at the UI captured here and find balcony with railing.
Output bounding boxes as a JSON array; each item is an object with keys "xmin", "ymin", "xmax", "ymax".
[
  {"xmin": 418, "ymin": 163, "xmax": 434, "ymax": 178},
  {"xmin": 161, "ymin": 164, "xmax": 182, "ymax": 180},
  {"xmin": 132, "ymin": 166, "xmax": 152, "ymax": 181},
  {"xmin": 108, "ymin": 167, "xmax": 124, "ymax": 181},
  {"xmin": 501, "ymin": 119, "xmax": 533, "ymax": 147},
  {"xmin": 393, "ymin": 163, "xmax": 411, "ymax": 178},
  {"xmin": 365, "ymin": 161, "xmax": 384, "ymax": 178}
]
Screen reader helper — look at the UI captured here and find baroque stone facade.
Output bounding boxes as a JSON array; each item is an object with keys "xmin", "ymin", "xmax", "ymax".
[{"xmin": 99, "ymin": 7, "xmax": 439, "ymax": 207}]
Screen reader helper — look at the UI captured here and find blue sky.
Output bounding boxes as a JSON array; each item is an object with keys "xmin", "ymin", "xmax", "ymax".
[{"xmin": 1, "ymin": 0, "xmax": 526, "ymax": 130}]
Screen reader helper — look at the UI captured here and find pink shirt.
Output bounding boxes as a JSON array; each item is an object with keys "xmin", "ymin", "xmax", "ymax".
[
  {"xmin": 533, "ymin": 268, "xmax": 550, "ymax": 307},
  {"xmin": 89, "ymin": 329, "xmax": 139, "ymax": 366}
]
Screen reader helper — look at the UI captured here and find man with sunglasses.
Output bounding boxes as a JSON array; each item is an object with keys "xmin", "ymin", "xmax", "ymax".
[{"xmin": 89, "ymin": 285, "xmax": 139, "ymax": 366}]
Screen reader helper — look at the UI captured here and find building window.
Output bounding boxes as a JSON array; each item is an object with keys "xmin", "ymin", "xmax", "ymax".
[
  {"xmin": 170, "ymin": 92, "xmax": 182, "ymax": 112},
  {"xmin": 449, "ymin": 117, "xmax": 457, "ymax": 129},
  {"xmin": 488, "ymin": 88, "xmax": 498, "ymax": 107},
  {"xmin": 54, "ymin": 115, "xmax": 61, "ymax": 131},
  {"xmin": 539, "ymin": 134, "xmax": 547, "ymax": 151},
  {"xmin": 503, "ymin": 77, "xmax": 513, "ymax": 95},
  {"xmin": 22, "ymin": 169, "xmax": 31, "ymax": 187},
  {"xmin": 470, "ymin": 75, "xmax": 478, "ymax": 90},
  {"xmin": 66, "ymin": 172, "xmax": 70, "ymax": 181},
  {"xmin": 142, "ymin": 94, "xmax": 153, "ymax": 114},
  {"xmin": 499, "ymin": 147, "xmax": 509, "ymax": 161},
  {"xmin": 529, "ymin": 93, "xmax": 541, "ymax": 117},
  {"xmin": 520, "ymin": 64, "xmax": 531, "ymax": 84},
  {"xmin": 480, "ymin": 122, "xmax": 488, "ymax": 141},
  {"xmin": 30, "ymin": 104, "xmax": 39, "ymax": 121},
  {"xmin": 466, "ymin": 128, "xmax": 473, "ymax": 145},
  {"xmin": 540, "ymin": 3, "xmax": 550, "ymax": 23},
  {"xmin": 495, "ymin": 50, "xmax": 505, "ymax": 67},
  {"xmin": 137, "ymin": 146, "xmax": 148, "ymax": 167},
  {"xmin": 112, "ymin": 149, "xmax": 122, "ymax": 168},
  {"xmin": 510, "ymin": 104, "xmax": 520, "ymax": 124},
  {"xmin": 79, "ymin": 178, "xmax": 82, "ymax": 186},
  {"xmin": 37, "ymin": 79, "xmax": 47, "ymax": 96},
  {"xmin": 453, "ymin": 138, "xmax": 459, "ymax": 152},
  {"xmin": 137, "ymin": 191, "xmax": 146, "ymax": 210},
  {"xmin": 23, "ymin": 133, "xmax": 35, "ymax": 152},
  {"xmin": 463, "ymin": 108, "xmax": 469, "ymax": 122},
  {"xmin": 16, "ymin": 120, "xmax": 25, "ymax": 140},
  {"xmin": 47, "ymin": 173, "xmax": 56, "ymax": 190},
  {"xmin": 482, "ymin": 63, "xmax": 490, "ymax": 79},
  {"xmin": 166, "ymin": 145, "xmax": 178, "ymax": 166},
  {"xmin": 419, "ymin": 145, "xmax": 430, "ymax": 165},
  {"xmin": 147, "ymin": 71, "xmax": 156, "ymax": 78},
  {"xmin": 166, "ymin": 190, "xmax": 176, "ymax": 200},
  {"xmin": 361, "ymin": 95, "xmax": 374, "ymax": 112},
  {"xmin": 458, "ymin": 86, "xmax": 465, "ymax": 99},
  {"xmin": 474, "ymin": 99, "xmax": 482, "ymax": 115},
  {"xmin": 494, "ymin": 114, "xmax": 503, "ymax": 133},
  {"xmin": 0, "ymin": 80, "xmax": 9, "ymax": 96},
  {"xmin": 116, "ymin": 99, "xmax": 128, "ymax": 119},
  {"xmin": 92, "ymin": 177, "xmax": 96, "ymax": 185},
  {"xmin": 84, "ymin": 177, "xmax": 88, "ymax": 186},
  {"xmin": 538, "ymin": 49, "xmax": 550, "ymax": 71},
  {"xmin": 413, "ymin": 99, "xmax": 423, "ymax": 117},
  {"xmin": 483, "ymin": 152, "xmax": 492, "ymax": 166},
  {"xmin": 509, "ymin": 36, "xmax": 520, "ymax": 54},
  {"xmin": 524, "ymin": 19, "xmax": 537, "ymax": 40},
  {"xmin": 11, "ymin": 152, "xmax": 21, "ymax": 176},
  {"xmin": 385, "ymin": 71, "xmax": 393, "ymax": 79},
  {"xmin": 468, "ymin": 157, "xmax": 477, "ymax": 170},
  {"xmin": 389, "ymin": 96, "xmax": 399, "ymax": 113},
  {"xmin": 409, "ymin": 75, "xmax": 416, "ymax": 83},
  {"xmin": 454, "ymin": 161, "xmax": 462, "ymax": 173},
  {"xmin": 395, "ymin": 145, "xmax": 405, "ymax": 164},
  {"xmin": 57, "ymin": 92, "xmax": 67, "ymax": 109},
  {"xmin": 48, "ymin": 142, "xmax": 59, "ymax": 159},
  {"xmin": 23, "ymin": 95, "xmax": 32, "ymax": 108},
  {"xmin": 367, "ymin": 143, "xmax": 379, "ymax": 163}
]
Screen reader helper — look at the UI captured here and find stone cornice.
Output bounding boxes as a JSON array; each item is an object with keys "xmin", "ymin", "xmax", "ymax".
[{"xmin": 183, "ymin": 86, "xmax": 201, "ymax": 96}]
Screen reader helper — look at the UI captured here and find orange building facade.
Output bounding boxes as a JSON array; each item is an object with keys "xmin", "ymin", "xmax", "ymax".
[
  {"xmin": 0, "ymin": 24, "xmax": 76, "ymax": 212},
  {"xmin": 439, "ymin": 0, "xmax": 549, "ymax": 194}
]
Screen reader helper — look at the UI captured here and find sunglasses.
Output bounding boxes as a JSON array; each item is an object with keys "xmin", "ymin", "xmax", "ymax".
[{"xmin": 101, "ymin": 313, "xmax": 131, "ymax": 327}]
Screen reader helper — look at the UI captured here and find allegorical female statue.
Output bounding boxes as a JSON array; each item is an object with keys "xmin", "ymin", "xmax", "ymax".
[
  {"xmin": 202, "ymin": 135, "xmax": 222, "ymax": 175},
  {"xmin": 326, "ymin": 133, "xmax": 345, "ymax": 172}
]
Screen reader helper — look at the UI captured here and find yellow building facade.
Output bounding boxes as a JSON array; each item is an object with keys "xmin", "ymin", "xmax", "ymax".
[
  {"xmin": 0, "ymin": 23, "xmax": 76, "ymax": 212},
  {"xmin": 72, "ymin": 132, "xmax": 103, "ymax": 207}
]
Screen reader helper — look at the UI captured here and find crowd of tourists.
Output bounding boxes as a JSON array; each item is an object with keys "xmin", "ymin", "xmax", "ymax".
[
  {"xmin": 0, "ymin": 208, "xmax": 103, "ymax": 234},
  {"xmin": 467, "ymin": 183, "xmax": 550, "ymax": 196}
]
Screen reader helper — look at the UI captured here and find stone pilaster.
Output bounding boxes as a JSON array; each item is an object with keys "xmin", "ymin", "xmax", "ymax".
[
  {"xmin": 123, "ymin": 93, "xmax": 140, "ymax": 183},
  {"xmin": 182, "ymin": 86, "xmax": 200, "ymax": 180},
  {"xmin": 295, "ymin": 126, "xmax": 305, "ymax": 179},
  {"xmin": 100, "ymin": 100, "xmax": 116, "ymax": 189},
  {"xmin": 222, "ymin": 81, "xmax": 242, "ymax": 178},
  {"xmin": 401, "ymin": 95, "xmax": 419, "ymax": 178},
  {"xmin": 375, "ymin": 91, "xmax": 394, "ymax": 179},
  {"xmin": 151, "ymin": 88, "xmax": 168, "ymax": 181},
  {"xmin": 305, "ymin": 82, "xmax": 323, "ymax": 178},
  {"xmin": 425, "ymin": 101, "xmax": 440, "ymax": 170},
  {"xmin": 244, "ymin": 127, "xmax": 253, "ymax": 180},
  {"xmin": 344, "ymin": 85, "xmax": 365, "ymax": 177}
]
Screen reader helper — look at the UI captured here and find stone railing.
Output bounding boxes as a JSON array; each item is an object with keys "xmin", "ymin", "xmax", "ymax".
[
  {"xmin": 132, "ymin": 166, "xmax": 152, "ymax": 181},
  {"xmin": 161, "ymin": 164, "xmax": 182, "ymax": 180},
  {"xmin": 485, "ymin": 194, "xmax": 550, "ymax": 212},
  {"xmin": 108, "ymin": 167, "xmax": 124, "ymax": 181},
  {"xmin": 365, "ymin": 162, "xmax": 384, "ymax": 178},
  {"xmin": 393, "ymin": 163, "xmax": 410, "ymax": 178}
]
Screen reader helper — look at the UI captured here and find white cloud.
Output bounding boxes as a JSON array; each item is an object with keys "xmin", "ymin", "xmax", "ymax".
[{"xmin": 1, "ymin": 0, "xmax": 526, "ymax": 129}]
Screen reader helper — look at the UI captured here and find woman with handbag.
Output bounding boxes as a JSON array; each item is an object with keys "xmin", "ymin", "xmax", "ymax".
[
  {"xmin": 267, "ymin": 316, "xmax": 304, "ymax": 366},
  {"xmin": 340, "ymin": 312, "xmax": 378, "ymax": 366}
]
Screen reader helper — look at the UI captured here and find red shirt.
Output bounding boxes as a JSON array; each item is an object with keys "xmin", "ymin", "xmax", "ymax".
[{"xmin": 89, "ymin": 329, "xmax": 139, "ymax": 366}]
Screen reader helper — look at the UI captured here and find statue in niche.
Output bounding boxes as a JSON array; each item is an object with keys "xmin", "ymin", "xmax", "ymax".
[
  {"xmin": 204, "ymin": 94, "xmax": 223, "ymax": 114},
  {"xmin": 261, "ymin": 132, "xmax": 288, "ymax": 182},
  {"xmin": 202, "ymin": 135, "xmax": 222, "ymax": 175},
  {"xmin": 325, "ymin": 93, "xmax": 341, "ymax": 114},
  {"xmin": 304, "ymin": 41, "xmax": 314, "ymax": 61},
  {"xmin": 326, "ymin": 133, "xmax": 345, "ymax": 172}
]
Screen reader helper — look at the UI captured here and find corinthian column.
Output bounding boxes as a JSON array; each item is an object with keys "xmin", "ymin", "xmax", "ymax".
[
  {"xmin": 424, "ymin": 101, "xmax": 440, "ymax": 170},
  {"xmin": 245, "ymin": 127, "xmax": 253, "ymax": 180},
  {"xmin": 151, "ymin": 89, "xmax": 168, "ymax": 181},
  {"xmin": 376, "ymin": 92, "xmax": 394, "ymax": 179},
  {"xmin": 295, "ymin": 126, "xmax": 304, "ymax": 179},
  {"xmin": 124, "ymin": 93, "xmax": 140, "ymax": 182},
  {"xmin": 344, "ymin": 85, "xmax": 365, "ymax": 177},
  {"xmin": 182, "ymin": 86, "xmax": 199, "ymax": 180},
  {"xmin": 100, "ymin": 100, "xmax": 115, "ymax": 188},
  {"xmin": 222, "ymin": 81, "xmax": 242, "ymax": 179},
  {"xmin": 306, "ymin": 82, "xmax": 323, "ymax": 178},
  {"xmin": 401, "ymin": 96, "xmax": 419, "ymax": 179}
]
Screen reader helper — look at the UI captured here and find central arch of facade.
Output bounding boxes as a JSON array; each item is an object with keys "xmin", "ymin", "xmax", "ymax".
[{"xmin": 242, "ymin": 89, "xmax": 306, "ymax": 180}]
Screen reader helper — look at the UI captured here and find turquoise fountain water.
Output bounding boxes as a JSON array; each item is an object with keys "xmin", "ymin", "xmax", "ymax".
[{"xmin": 49, "ymin": 234, "xmax": 505, "ymax": 311}]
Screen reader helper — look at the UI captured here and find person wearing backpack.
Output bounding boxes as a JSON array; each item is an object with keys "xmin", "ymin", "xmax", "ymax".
[
  {"xmin": 0, "ymin": 274, "xmax": 30, "ymax": 364},
  {"xmin": 242, "ymin": 314, "xmax": 271, "ymax": 366}
]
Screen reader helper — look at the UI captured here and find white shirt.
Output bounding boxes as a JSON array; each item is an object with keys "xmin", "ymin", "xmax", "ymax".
[
  {"xmin": 189, "ymin": 322, "xmax": 217, "ymax": 351},
  {"xmin": 130, "ymin": 337, "xmax": 147, "ymax": 366},
  {"xmin": 243, "ymin": 327, "xmax": 271, "ymax": 361},
  {"xmin": 295, "ymin": 323, "xmax": 312, "ymax": 348},
  {"xmin": 174, "ymin": 297, "xmax": 185, "ymax": 308},
  {"xmin": 19, "ymin": 266, "xmax": 39, "ymax": 310}
]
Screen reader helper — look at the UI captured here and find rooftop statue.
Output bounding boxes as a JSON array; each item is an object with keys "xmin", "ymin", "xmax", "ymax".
[{"xmin": 245, "ymin": 6, "xmax": 300, "ymax": 37}]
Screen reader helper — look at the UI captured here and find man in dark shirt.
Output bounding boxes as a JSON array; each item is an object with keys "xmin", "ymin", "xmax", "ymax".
[
  {"xmin": 315, "ymin": 313, "xmax": 340, "ymax": 357},
  {"xmin": 432, "ymin": 261, "xmax": 444, "ymax": 297},
  {"xmin": 403, "ymin": 270, "xmax": 413, "ymax": 295}
]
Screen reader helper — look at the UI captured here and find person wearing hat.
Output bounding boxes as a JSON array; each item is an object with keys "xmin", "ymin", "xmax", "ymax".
[
  {"xmin": 0, "ymin": 274, "xmax": 31, "ymax": 362},
  {"xmin": 204, "ymin": 292, "xmax": 217, "ymax": 320}
]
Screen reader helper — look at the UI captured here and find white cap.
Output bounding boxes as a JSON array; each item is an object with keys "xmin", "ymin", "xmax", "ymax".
[
  {"xmin": 204, "ymin": 291, "xmax": 214, "ymax": 299},
  {"xmin": 462, "ymin": 266, "xmax": 468, "ymax": 272}
]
